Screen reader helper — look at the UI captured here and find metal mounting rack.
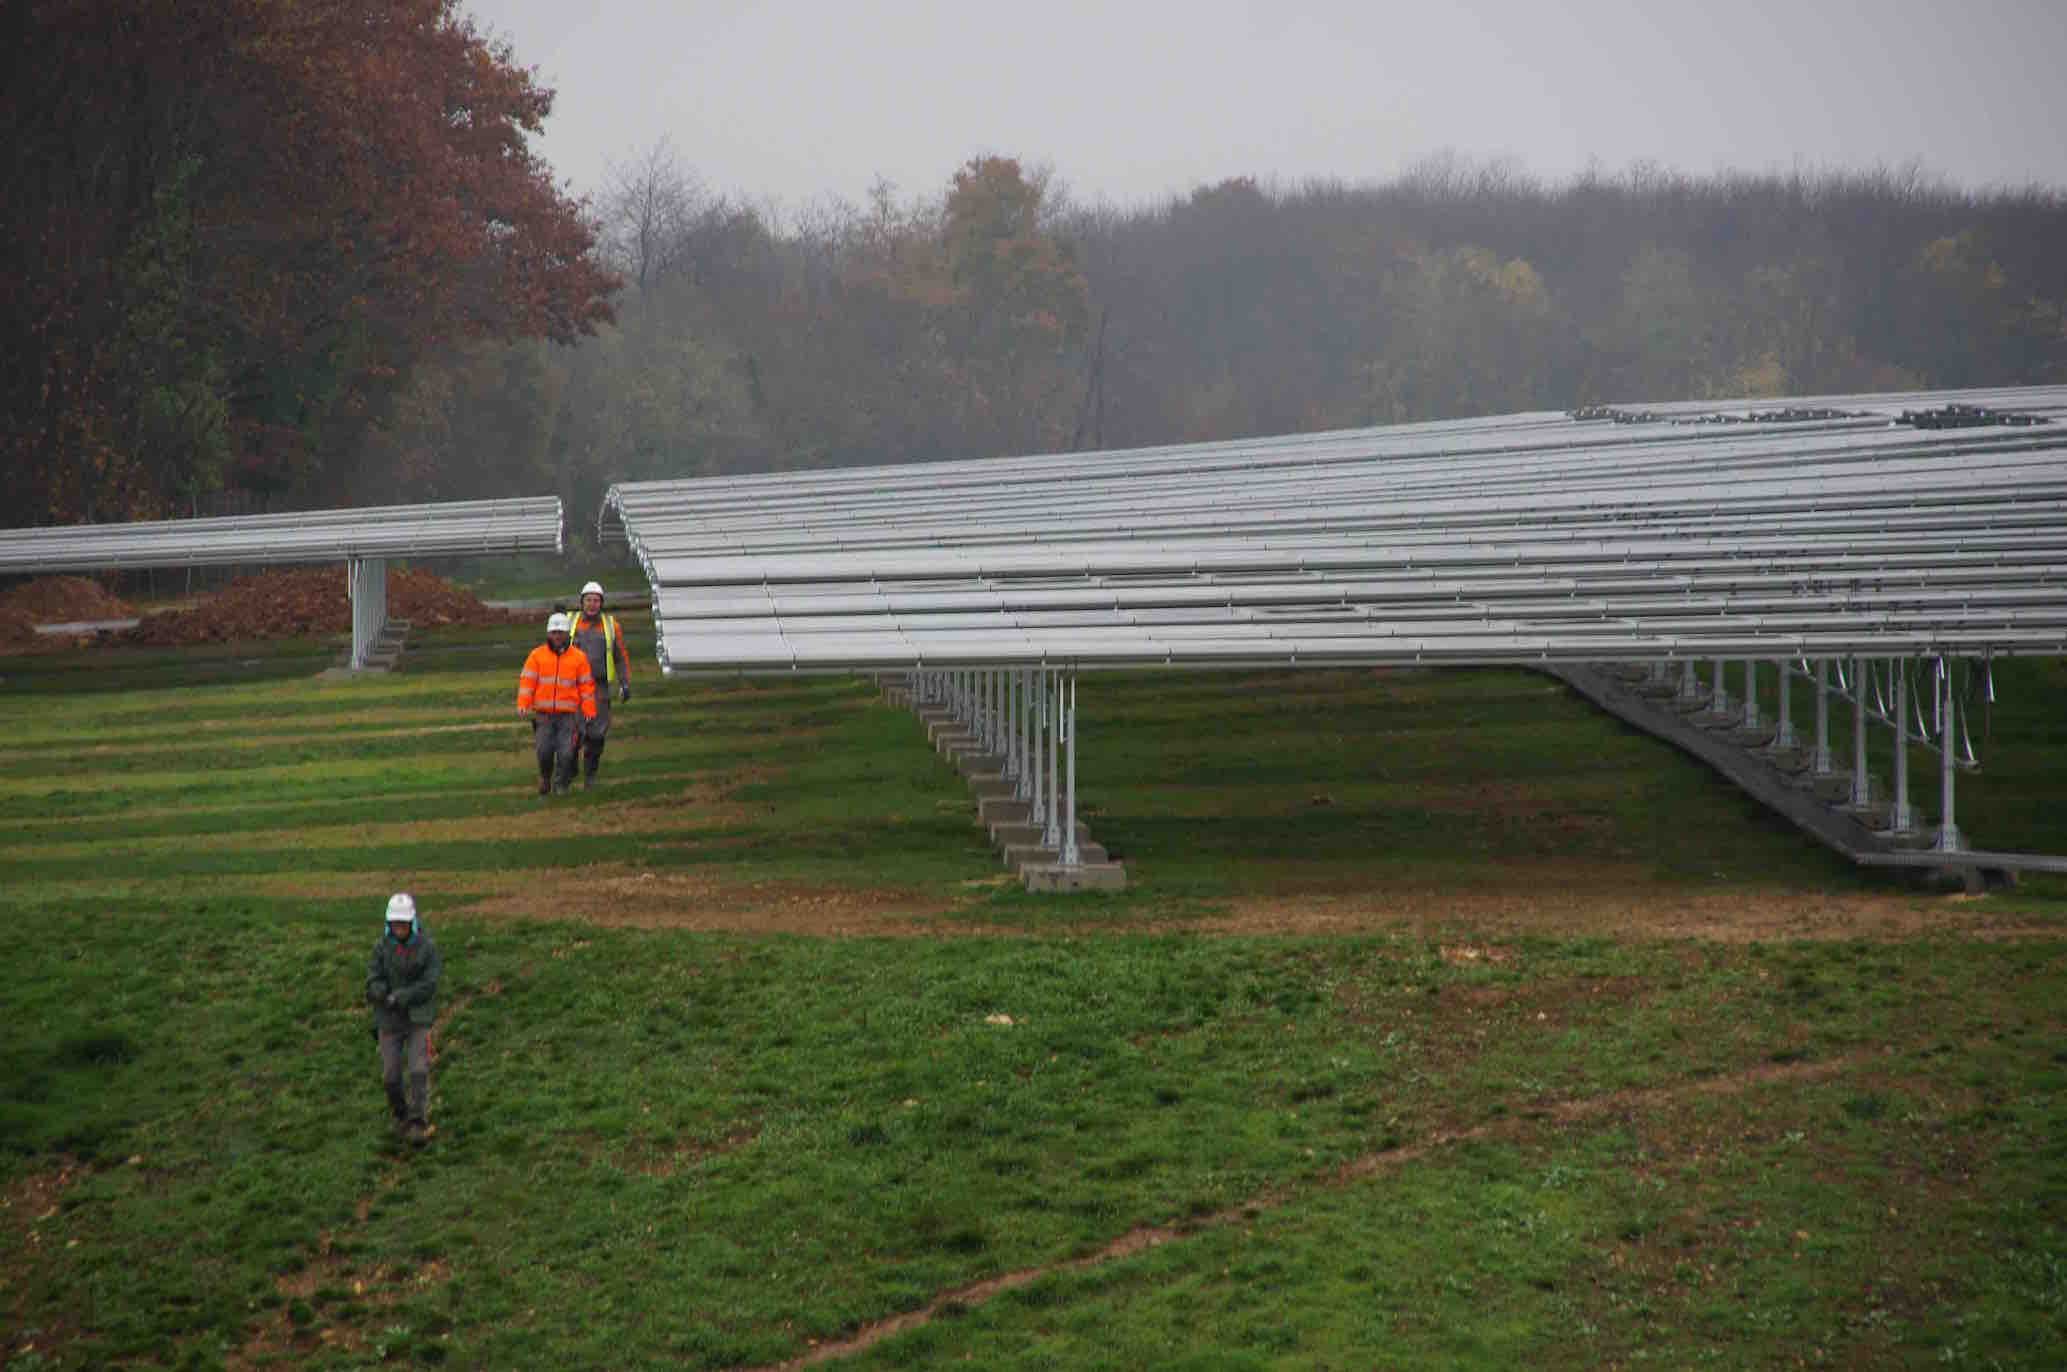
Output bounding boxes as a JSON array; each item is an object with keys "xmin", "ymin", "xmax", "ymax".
[{"xmin": 604, "ymin": 384, "xmax": 2067, "ymax": 884}]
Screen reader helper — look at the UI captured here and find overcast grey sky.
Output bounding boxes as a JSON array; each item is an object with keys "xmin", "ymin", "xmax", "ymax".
[{"xmin": 465, "ymin": 0, "xmax": 2067, "ymax": 209}]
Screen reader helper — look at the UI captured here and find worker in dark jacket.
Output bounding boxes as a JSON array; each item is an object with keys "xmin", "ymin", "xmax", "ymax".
[
  {"xmin": 569, "ymin": 580, "xmax": 633, "ymax": 790},
  {"xmin": 367, "ymin": 892, "xmax": 443, "ymax": 1144}
]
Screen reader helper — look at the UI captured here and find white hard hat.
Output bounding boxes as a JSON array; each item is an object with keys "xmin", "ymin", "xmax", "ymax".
[
  {"xmin": 385, "ymin": 892, "xmax": 417, "ymax": 924},
  {"xmin": 580, "ymin": 581, "xmax": 604, "ymax": 600},
  {"xmin": 545, "ymin": 612, "xmax": 571, "ymax": 634}
]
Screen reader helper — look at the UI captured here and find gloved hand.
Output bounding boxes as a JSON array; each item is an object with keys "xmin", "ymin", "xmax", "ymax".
[
  {"xmin": 386, "ymin": 992, "xmax": 401, "ymax": 1008},
  {"xmin": 619, "ymin": 682, "xmax": 632, "ymax": 704}
]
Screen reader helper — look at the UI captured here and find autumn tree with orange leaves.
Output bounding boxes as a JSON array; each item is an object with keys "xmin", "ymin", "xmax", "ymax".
[{"xmin": 0, "ymin": 0, "xmax": 617, "ymax": 524}]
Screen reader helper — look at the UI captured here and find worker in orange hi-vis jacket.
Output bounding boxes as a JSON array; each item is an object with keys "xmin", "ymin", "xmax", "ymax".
[{"xmin": 516, "ymin": 612, "xmax": 598, "ymax": 795}]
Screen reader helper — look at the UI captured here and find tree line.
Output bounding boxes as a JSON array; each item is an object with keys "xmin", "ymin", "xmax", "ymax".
[
  {"xmin": 375, "ymin": 148, "xmax": 2067, "ymax": 534},
  {"xmin": 1, "ymin": 0, "xmax": 615, "ymax": 526},
  {"xmin": 8, "ymin": 7, "xmax": 2065, "ymax": 530}
]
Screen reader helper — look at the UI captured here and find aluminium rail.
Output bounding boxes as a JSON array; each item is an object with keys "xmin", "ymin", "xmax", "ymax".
[
  {"xmin": 608, "ymin": 383, "xmax": 2067, "ymax": 882},
  {"xmin": 0, "ymin": 496, "xmax": 563, "ymax": 668},
  {"xmin": 611, "ymin": 430, "xmax": 2067, "ymax": 543},
  {"xmin": 600, "ymin": 385, "xmax": 2067, "ymax": 547}
]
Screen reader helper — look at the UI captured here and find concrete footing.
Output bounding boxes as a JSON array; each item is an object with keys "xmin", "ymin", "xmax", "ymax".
[
  {"xmin": 1021, "ymin": 861, "xmax": 1129, "ymax": 892},
  {"xmin": 979, "ymin": 797, "xmax": 1032, "ymax": 825},
  {"xmin": 990, "ymin": 820, "xmax": 1097, "ymax": 849},
  {"xmin": 893, "ymin": 688, "xmax": 1127, "ymax": 893},
  {"xmin": 1003, "ymin": 840, "xmax": 1110, "ymax": 872},
  {"xmin": 327, "ymin": 618, "xmax": 411, "ymax": 675},
  {"xmin": 1811, "ymin": 773, "xmax": 1859, "ymax": 803},
  {"xmin": 1547, "ymin": 664, "xmax": 2035, "ymax": 892}
]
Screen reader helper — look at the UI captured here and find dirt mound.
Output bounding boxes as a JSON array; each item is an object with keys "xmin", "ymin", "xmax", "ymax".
[
  {"xmin": 0, "ymin": 575, "xmax": 133, "ymax": 622},
  {"xmin": 123, "ymin": 566, "xmax": 520, "ymax": 647},
  {"xmin": 0, "ymin": 604, "xmax": 96, "ymax": 657},
  {"xmin": 388, "ymin": 567, "xmax": 525, "ymax": 630}
]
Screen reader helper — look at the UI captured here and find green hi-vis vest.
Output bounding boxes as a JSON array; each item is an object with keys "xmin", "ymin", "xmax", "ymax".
[{"xmin": 577, "ymin": 611, "xmax": 620, "ymax": 688}]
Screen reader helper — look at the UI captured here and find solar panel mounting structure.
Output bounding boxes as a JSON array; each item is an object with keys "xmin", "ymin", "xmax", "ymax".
[
  {"xmin": 0, "ymin": 496, "xmax": 563, "ymax": 669},
  {"xmin": 603, "ymin": 384, "xmax": 2067, "ymax": 887}
]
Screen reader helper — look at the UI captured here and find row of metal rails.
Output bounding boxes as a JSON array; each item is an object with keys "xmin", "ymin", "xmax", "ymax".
[
  {"xmin": 0, "ymin": 497, "xmax": 563, "ymax": 668},
  {"xmin": 602, "ymin": 382, "xmax": 2067, "ymax": 882}
]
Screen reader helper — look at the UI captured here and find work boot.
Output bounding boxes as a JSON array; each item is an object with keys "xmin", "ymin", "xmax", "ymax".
[
  {"xmin": 405, "ymin": 1120, "xmax": 429, "ymax": 1146},
  {"xmin": 538, "ymin": 777, "xmax": 551, "ymax": 797}
]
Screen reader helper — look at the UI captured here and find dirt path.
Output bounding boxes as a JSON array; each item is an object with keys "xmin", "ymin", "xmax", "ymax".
[
  {"xmin": 264, "ymin": 862, "xmax": 2058, "ymax": 943},
  {"xmin": 733, "ymin": 1052, "xmax": 1870, "ymax": 1371},
  {"xmin": 1200, "ymin": 881, "xmax": 2056, "ymax": 942}
]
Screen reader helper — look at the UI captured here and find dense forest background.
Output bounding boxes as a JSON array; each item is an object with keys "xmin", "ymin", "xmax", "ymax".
[
  {"xmin": 8, "ymin": 4, "xmax": 2066, "ymax": 532},
  {"xmin": 455, "ymin": 148, "xmax": 2067, "ymax": 532}
]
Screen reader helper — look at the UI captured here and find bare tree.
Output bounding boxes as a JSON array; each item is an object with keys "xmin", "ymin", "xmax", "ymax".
[{"xmin": 600, "ymin": 136, "xmax": 700, "ymax": 290}]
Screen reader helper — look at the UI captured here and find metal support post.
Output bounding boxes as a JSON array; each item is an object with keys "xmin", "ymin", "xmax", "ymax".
[
  {"xmin": 348, "ymin": 558, "xmax": 364, "ymax": 669},
  {"xmin": 1710, "ymin": 657, "xmax": 1730, "ymax": 714},
  {"xmin": 1043, "ymin": 669, "xmax": 1063, "ymax": 850},
  {"xmin": 1739, "ymin": 659, "xmax": 1760, "ymax": 729},
  {"xmin": 1889, "ymin": 658, "xmax": 1915, "ymax": 834},
  {"xmin": 1812, "ymin": 659, "xmax": 1834, "ymax": 774},
  {"xmin": 989, "ymin": 670, "xmax": 1003, "ymax": 756},
  {"xmin": 1028, "ymin": 671, "xmax": 1046, "ymax": 818},
  {"xmin": 1061, "ymin": 672, "xmax": 1081, "ymax": 867},
  {"xmin": 1676, "ymin": 659, "xmax": 1703, "ymax": 704},
  {"xmin": 1850, "ymin": 656, "xmax": 1872, "ymax": 807},
  {"xmin": 1935, "ymin": 658, "xmax": 1963, "ymax": 853},
  {"xmin": 347, "ymin": 556, "xmax": 388, "ymax": 670},
  {"xmin": 1770, "ymin": 659, "xmax": 1797, "ymax": 748},
  {"xmin": 1003, "ymin": 671, "xmax": 1019, "ymax": 783},
  {"xmin": 1023, "ymin": 670, "xmax": 1037, "ymax": 797}
]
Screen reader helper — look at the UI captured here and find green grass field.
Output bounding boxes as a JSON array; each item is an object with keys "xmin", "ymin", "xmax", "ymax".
[{"xmin": 4, "ymin": 613, "xmax": 2064, "ymax": 1369}]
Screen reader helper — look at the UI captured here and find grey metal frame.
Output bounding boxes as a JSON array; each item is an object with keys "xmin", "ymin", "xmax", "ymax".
[
  {"xmin": 1, "ymin": 496, "xmax": 563, "ymax": 669},
  {"xmin": 604, "ymin": 384, "xmax": 2067, "ymax": 875}
]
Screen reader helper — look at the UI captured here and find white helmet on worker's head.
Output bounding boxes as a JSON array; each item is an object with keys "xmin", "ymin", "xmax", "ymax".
[
  {"xmin": 545, "ymin": 612, "xmax": 571, "ymax": 636},
  {"xmin": 385, "ymin": 892, "xmax": 418, "ymax": 936},
  {"xmin": 579, "ymin": 581, "xmax": 605, "ymax": 609}
]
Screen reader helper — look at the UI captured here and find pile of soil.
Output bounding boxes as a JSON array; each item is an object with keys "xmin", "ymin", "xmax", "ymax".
[
  {"xmin": 0, "ymin": 606, "xmax": 44, "ymax": 642},
  {"xmin": 388, "ymin": 567, "xmax": 529, "ymax": 629},
  {"xmin": 0, "ymin": 575, "xmax": 134, "ymax": 623},
  {"xmin": 123, "ymin": 566, "xmax": 521, "ymax": 647}
]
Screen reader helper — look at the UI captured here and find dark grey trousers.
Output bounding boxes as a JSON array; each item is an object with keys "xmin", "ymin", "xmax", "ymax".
[
  {"xmin": 534, "ymin": 711, "xmax": 582, "ymax": 789},
  {"xmin": 580, "ymin": 697, "xmax": 612, "ymax": 781},
  {"xmin": 378, "ymin": 1025, "xmax": 430, "ymax": 1125}
]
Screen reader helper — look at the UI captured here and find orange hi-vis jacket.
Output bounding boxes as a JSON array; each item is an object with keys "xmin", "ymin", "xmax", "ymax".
[{"xmin": 517, "ymin": 643, "xmax": 598, "ymax": 718}]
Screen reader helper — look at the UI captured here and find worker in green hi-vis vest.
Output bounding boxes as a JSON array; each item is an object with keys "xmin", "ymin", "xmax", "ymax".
[{"xmin": 568, "ymin": 580, "xmax": 633, "ymax": 790}]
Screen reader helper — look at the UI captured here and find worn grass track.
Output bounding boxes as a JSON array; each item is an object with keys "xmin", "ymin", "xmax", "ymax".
[{"xmin": 2, "ymin": 618, "xmax": 2064, "ymax": 1369}]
